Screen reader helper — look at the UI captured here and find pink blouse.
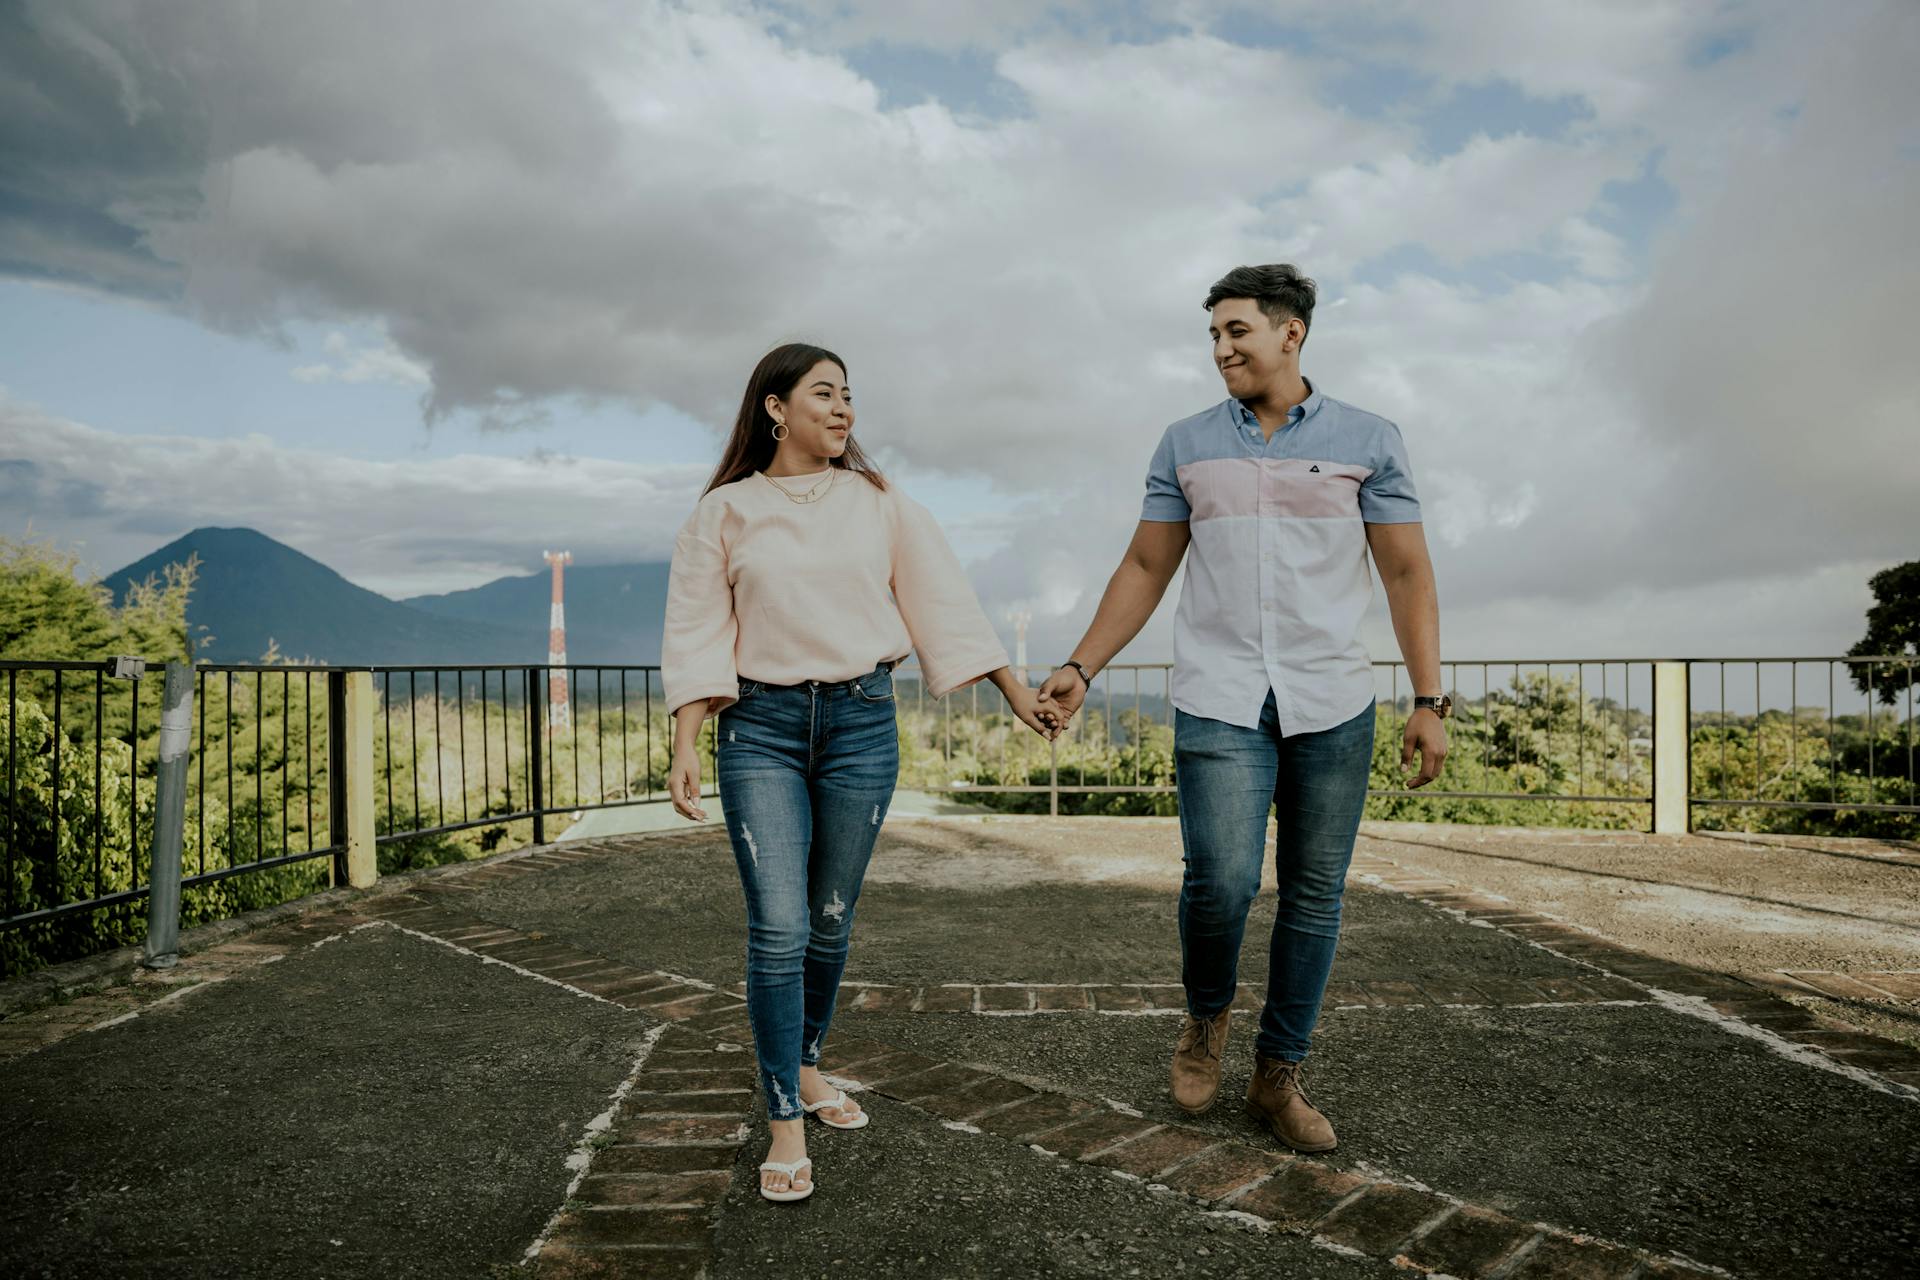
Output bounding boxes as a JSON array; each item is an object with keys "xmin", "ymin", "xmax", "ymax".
[{"xmin": 661, "ymin": 469, "xmax": 1008, "ymax": 719}]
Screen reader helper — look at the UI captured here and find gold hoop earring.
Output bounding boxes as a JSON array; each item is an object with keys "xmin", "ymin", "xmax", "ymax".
[{"xmin": 771, "ymin": 421, "xmax": 789, "ymax": 441}]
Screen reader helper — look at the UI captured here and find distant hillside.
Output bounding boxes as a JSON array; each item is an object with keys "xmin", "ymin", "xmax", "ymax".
[
  {"xmin": 400, "ymin": 561, "xmax": 669, "ymax": 665},
  {"xmin": 106, "ymin": 527, "xmax": 548, "ymax": 664}
]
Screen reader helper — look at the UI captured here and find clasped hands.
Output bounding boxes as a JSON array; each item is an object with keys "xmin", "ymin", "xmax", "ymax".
[{"xmin": 995, "ymin": 666, "xmax": 1087, "ymax": 743}]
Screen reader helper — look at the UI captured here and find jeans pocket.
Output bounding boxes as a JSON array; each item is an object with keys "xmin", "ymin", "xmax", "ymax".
[
  {"xmin": 850, "ymin": 669, "xmax": 894, "ymax": 704},
  {"xmin": 734, "ymin": 679, "xmax": 763, "ymax": 702}
]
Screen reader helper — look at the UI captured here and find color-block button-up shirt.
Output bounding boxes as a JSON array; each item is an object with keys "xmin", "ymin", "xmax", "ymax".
[{"xmin": 1141, "ymin": 381, "xmax": 1421, "ymax": 734}]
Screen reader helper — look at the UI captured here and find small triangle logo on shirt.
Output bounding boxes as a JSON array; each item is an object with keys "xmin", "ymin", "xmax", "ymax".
[{"xmin": 1309, "ymin": 464, "xmax": 1321, "ymax": 472}]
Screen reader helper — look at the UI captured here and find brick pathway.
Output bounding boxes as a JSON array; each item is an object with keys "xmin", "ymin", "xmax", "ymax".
[{"xmin": 834, "ymin": 974, "xmax": 1651, "ymax": 1016}]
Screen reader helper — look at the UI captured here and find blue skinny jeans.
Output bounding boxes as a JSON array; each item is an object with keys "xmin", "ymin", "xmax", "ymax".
[
  {"xmin": 1174, "ymin": 695, "xmax": 1375, "ymax": 1062},
  {"xmin": 715, "ymin": 664, "xmax": 899, "ymax": 1120}
]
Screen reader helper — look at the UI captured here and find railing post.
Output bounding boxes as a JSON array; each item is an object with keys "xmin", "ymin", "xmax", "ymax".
[
  {"xmin": 1652, "ymin": 661, "xmax": 1691, "ymax": 835},
  {"xmin": 339, "ymin": 671, "xmax": 380, "ymax": 890},
  {"xmin": 1048, "ymin": 737, "xmax": 1059, "ymax": 817},
  {"xmin": 327, "ymin": 673, "xmax": 347, "ymax": 886},
  {"xmin": 141, "ymin": 661, "xmax": 193, "ymax": 970},
  {"xmin": 528, "ymin": 667, "xmax": 547, "ymax": 845}
]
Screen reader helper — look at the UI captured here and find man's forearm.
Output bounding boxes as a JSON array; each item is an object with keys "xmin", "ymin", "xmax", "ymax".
[
  {"xmin": 1069, "ymin": 560, "xmax": 1172, "ymax": 675},
  {"xmin": 1383, "ymin": 569, "xmax": 1441, "ymax": 695}
]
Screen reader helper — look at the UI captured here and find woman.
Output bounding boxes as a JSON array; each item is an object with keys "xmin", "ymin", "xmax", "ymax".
[{"xmin": 661, "ymin": 342, "xmax": 1058, "ymax": 1202}]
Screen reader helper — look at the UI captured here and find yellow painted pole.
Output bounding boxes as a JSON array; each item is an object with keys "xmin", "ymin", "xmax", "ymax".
[
  {"xmin": 342, "ymin": 670, "xmax": 379, "ymax": 888},
  {"xmin": 1652, "ymin": 661, "xmax": 1691, "ymax": 835}
]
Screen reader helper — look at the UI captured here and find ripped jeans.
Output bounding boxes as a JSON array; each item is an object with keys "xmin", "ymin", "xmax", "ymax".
[{"xmin": 716, "ymin": 664, "xmax": 899, "ymax": 1120}]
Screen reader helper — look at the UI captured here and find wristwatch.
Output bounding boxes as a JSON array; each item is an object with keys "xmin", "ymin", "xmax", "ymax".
[
  {"xmin": 1414, "ymin": 695, "xmax": 1452, "ymax": 719},
  {"xmin": 1060, "ymin": 660, "xmax": 1093, "ymax": 690}
]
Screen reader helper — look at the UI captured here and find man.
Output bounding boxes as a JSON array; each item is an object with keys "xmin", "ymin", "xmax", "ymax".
[{"xmin": 1036, "ymin": 263, "xmax": 1447, "ymax": 1153}]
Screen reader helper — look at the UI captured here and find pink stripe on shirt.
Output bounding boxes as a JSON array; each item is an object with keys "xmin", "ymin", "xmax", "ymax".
[{"xmin": 1175, "ymin": 457, "xmax": 1374, "ymax": 521}]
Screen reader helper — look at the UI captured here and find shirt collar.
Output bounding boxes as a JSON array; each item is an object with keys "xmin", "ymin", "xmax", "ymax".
[{"xmin": 1233, "ymin": 376, "xmax": 1323, "ymax": 431}]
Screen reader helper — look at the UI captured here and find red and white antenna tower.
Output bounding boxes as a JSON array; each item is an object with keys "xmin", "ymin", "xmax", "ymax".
[{"xmin": 543, "ymin": 550, "xmax": 572, "ymax": 731}]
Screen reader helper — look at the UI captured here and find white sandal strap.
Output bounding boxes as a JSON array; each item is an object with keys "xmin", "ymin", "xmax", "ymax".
[
  {"xmin": 759, "ymin": 1158, "xmax": 812, "ymax": 1175},
  {"xmin": 802, "ymin": 1091, "xmax": 856, "ymax": 1113}
]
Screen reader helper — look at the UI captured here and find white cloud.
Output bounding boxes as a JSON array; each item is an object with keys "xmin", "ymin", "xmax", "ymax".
[
  {"xmin": 291, "ymin": 331, "xmax": 430, "ymax": 387},
  {"xmin": 1274, "ymin": 133, "xmax": 1641, "ymax": 277}
]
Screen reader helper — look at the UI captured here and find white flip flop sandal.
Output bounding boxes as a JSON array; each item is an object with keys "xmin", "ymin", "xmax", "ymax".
[
  {"xmin": 801, "ymin": 1090, "xmax": 870, "ymax": 1130},
  {"xmin": 758, "ymin": 1157, "xmax": 814, "ymax": 1203}
]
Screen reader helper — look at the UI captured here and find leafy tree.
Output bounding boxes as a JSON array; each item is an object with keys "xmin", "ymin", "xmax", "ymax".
[
  {"xmin": 0, "ymin": 533, "xmax": 196, "ymax": 664},
  {"xmin": 1848, "ymin": 560, "xmax": 1920, "ymax": 704}
]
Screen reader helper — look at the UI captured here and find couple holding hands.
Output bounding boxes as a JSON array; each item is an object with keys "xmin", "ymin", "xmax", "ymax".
[{"xmin": 661, "ymin": 264, "xmax": 1449, "ymax": 1202}]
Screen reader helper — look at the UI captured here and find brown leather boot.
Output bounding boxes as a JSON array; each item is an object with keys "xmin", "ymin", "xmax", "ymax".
[
  {"xmin": 1169, "ymin": 1009, "xmax": 1231, "ymax": 1115},
  {"xmin": 1245, "ymin": 1053, "xmax": 1336, "ymax": 1153}
]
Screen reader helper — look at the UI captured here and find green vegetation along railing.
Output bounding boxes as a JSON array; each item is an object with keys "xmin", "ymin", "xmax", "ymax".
[
  {"xmin": 1687, "ymin": 656, "xmax": 1917, "ymax": 837},
  {"xmin": 369, "ymin": 665, "xmax": 715, "ymax": 861},
  {"xmin": 3, "ymin": 659, "xmax": 354, "ymax": 979},
  {"xmin": 890, "ymin": 658, "xmax": 1915, "ymax": 840},
  {"xmin": 1, "ymin": 661, "xmax": 710, "ymax": 980},
  {"xmin": 889, "ymin": 660, "xmax": 1664, "ymax": 827}
]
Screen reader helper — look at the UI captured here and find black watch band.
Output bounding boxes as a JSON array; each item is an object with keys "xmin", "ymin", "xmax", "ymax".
[
  {"xmin": 1414, "ymin": 695, "xmax": 1452, "ymax": 719},
  {"xmin": 1061, "ymin": 660, "xmax": 1092, "ymax": 690}
]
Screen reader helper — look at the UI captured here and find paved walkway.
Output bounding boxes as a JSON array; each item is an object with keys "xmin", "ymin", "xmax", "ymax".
[{"xmin": 3, "ymin": 820, "xmax": 1916, "ymax": 1278}]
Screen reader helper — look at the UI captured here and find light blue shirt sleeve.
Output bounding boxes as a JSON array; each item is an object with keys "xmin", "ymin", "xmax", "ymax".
[
  {"xmin": 1359, "ymin": 421, "xmax": 1421, "ymax": 524},
  {"xmin": 1140, "ymin": 427, "xmax": 1191, "ymax": 522}
]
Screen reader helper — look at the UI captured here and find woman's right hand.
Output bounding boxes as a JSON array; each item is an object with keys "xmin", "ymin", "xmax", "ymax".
[{"xmin": 669, "ymin": 745, "xmax": 708, "ymax": 821}]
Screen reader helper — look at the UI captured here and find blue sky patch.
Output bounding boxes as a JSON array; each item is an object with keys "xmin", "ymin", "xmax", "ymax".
[
  {"xmin": 1589, "ymin": 151, "xmax": 1680, "ymax": 262},
  {"xmin": 843, "ymin": 43, "xmax": 1029, "ymax": 119},
  {"xmin": 1688, "ymin": 27, "xmax": 1755, "ymax": 68},
  {"xmin": 1419, "ymin": 78, "xmax": 1594, "ymax": 155}
]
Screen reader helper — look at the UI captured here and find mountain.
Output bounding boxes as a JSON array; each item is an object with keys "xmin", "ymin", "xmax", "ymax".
[
  {"xmin": 104, "ymin": 527, "xmax": 555, "ymax": 664},
  {"xmin": 401, "ymin": 562, "xmax": 669, "ymax": 664}
]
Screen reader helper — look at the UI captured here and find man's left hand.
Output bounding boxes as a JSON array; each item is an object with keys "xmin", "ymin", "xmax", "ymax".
[{"xmin": 1402, "ymin": 709, "xmax": 1449, "ymax": 788}]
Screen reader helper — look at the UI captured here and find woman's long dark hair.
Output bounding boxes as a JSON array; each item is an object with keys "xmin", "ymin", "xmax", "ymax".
[{"xmin": 704, "ymin": 343, "xmax": 888, "ymax": 495}]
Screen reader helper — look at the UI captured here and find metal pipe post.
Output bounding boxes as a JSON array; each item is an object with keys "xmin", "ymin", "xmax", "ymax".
[
  {"xmin": 141, "ymin": 662, "xmax": 194, "ymax": 970},
  {"xmin": 529, "ymin": 668, "xmax": 547, "ymax": 845}
]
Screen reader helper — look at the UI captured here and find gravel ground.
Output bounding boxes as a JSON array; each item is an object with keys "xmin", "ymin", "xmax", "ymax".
[
  {"xmin": 711, "ymin": 1090, "xmax": 1402, "ymax": 1280},
  {"xmin": 0, "ymin": 926, "xmax": 649, "ymax": 1279}
]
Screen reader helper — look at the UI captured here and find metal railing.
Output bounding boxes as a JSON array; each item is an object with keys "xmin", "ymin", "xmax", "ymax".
[
  {"xmin": 370, "ymin": 665, "xmax": 712, "ymax": 848},
  {"xmin": 188, "ymin": 663, "xmax": 347, "ymax": 890},
  {"xmin": 7, "ymin": 653, "xmax": 1912, "ymax": 979},
  {"xmin": 3, "ymin": 659, "xmax": 352, "ymax": 977},
  {"xmin": 1368, "ymin": 659, "xmax": 1653, "ymax": 806},
  {"xmin": 2, "ymin": 660, "xmax": 709, "ymax": 976},
  {"xmin": 3, "ymin": 659, "xmax": 160, "ymax": 933},
  {"xmin": 897, "ymin": 660, "xmax": 1661, "ymax": 815},
  {"xmin": 1687, "ymin": 656, "xmax": 1917, "ymax": 818}
]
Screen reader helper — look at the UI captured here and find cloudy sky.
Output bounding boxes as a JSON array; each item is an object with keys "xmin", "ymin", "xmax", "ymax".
[{"xmin": 2, "ymin": 0, "xmax": 1915, "ymax": 666}]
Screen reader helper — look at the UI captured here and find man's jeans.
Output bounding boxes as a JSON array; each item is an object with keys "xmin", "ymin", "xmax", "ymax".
[
  {"xmin": 1174, "ymin": 695, "xmax": 1375, "ymax": 1062},
  {"xmin": 716, "ymin": 665, "xmax": 899, "ymax": 1120}
]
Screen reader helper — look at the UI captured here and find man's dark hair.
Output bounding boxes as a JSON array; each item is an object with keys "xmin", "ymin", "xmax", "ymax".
[{"xmin": 1204, "ymin": 264, "xmax": 1317, "ymax": 343}]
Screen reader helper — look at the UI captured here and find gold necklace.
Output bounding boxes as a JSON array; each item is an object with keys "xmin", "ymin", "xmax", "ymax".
[{"xmin": 760, "ymin": 468, "xmax": 835, "ymax": 504}]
